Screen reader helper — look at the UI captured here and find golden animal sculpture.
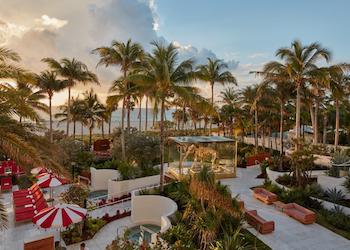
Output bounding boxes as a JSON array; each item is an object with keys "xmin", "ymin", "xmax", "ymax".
[{"xmin": 182, "ymin": 144, "xmax": 219, "ymax": 171}]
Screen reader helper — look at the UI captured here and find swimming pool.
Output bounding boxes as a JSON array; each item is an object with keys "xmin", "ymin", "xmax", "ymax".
[
  {"xmin": 88, "ymin": 190, "xmax": 108, "ymax": 199},
  {"xmin": 128, "ymin": 224, "xmax": 161, "ymax": 244}
]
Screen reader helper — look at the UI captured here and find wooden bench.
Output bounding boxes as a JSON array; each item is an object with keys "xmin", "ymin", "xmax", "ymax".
[
  {"xmin": 253, "ymin": 188, "xmax": 278, "ymax": 205},
  {"xmin": 283, "ymin": 203, "xmax": 316, "ymax": 224},
  {"xmin": 245, "ymin": 210, "xmax": 275, "ymax": 234}
]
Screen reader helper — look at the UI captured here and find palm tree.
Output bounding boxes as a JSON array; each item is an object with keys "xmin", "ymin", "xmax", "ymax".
[
  {"xmin": 196, "ymin": 58, "xmax": 237, "ymax": 134},
  {"xmin": 42, "ymin": 57, "xmax": 98, "ymax": 136},
  {"xmin": 93, "ymin": 39, "xmax": 144, "ymax": 160},
  {"xmin": 262, "ymin": 40, "xmax": 331, "ymax": 150},
  {"xmin": 329, "ymin": 65, "xmax": 350, "ymax": 147},
  {"xmin": 240, "ymin": 85, "xmax": 259, "ymax": 151},
  {"xmin": 36, "ymin": 71, "xmax": 67, "ymax": 143},
  {"xmin": 0, "ymin": 47, "xmax": 23, "ymax": 78},
  {"xmin": 130, "ymin": 41, "xmax": 196, "ymax": 191},
  {"xmin": 81, "ymin": 89, "xmax": 105, "ymax": 147}
]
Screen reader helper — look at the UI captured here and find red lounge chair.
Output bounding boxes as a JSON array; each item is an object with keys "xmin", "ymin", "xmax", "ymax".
[
  {"xmin": 0, "ymin": 166, "xmax": 4, "ymax": 176},
  {"xmin": 1, "ymin": 177, "xmax": 12, "ymax": 191},
  {"xmin": 253, "ymin": 188, "xmax": 278, "ymax": 205},
  {"xmin": 245, "ymin": 210, "xmax": 275, "ymax": 234},
  {"xmin": 13, "ymin": 184, "xmax": 39, "ymax": 198},
  {"xmin": 283, "ymin": 203, "xmax": 316, "ymax": 224},
  {"xmin": 13, "ymin": 190, "xmax": 43, "ymax": 207}
]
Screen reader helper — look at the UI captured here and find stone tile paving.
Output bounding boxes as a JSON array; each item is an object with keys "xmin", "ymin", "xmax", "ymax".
[{"xmin": 220, "ymin": 166, "xmax": 350, "ymax": 250}]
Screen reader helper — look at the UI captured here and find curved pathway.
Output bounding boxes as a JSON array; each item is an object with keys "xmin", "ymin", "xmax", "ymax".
[{"xmin": 220, "ymin": 166, "xmax": 350, "ymax": 250}]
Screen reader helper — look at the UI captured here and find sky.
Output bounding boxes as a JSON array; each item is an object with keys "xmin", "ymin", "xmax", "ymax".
[{"xmin": 0, "ymin": 0, "xmax": 349, "ymax": 105}]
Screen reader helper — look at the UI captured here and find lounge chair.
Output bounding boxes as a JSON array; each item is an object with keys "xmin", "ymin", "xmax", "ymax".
[
  {"xmin": 283, "ymin": 203, "xmax": 316, "ymax": 224},
  {"xmin": 245, "ymin": 210, "xmax": 275, "ymax": 234},
  {"xmin": 253, "ymin": 188, "xmax": 278, "ymax": 205},
  {"xmin": 1, "ymin": 177, "xmax": 12, "ymax": 191}
]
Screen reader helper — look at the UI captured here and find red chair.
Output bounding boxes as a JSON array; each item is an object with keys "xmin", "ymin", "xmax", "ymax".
[
  {"xmin": 0, "ymin": 166, "xmax": 4, "ymax": 176},
  {"xmin": 13, "ymin": 183, "xmax": 39, "ymax": 198},
  {"xmin": 1, "ymin": 177, "xmax": 12, "ymax": 191}
]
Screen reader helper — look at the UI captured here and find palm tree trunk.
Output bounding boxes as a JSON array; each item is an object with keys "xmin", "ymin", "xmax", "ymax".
[
  {"xmin": 121, "ymin": 97, "xmax": 126, "ymax": 160},
  {"xmin": 138, "ymin": 97, "xmax": 142, "ymax": 132},
  {"xmin": 108, "ymin": 115, "xmax": 111, "ymax": 137},
  {"xmin": 295, "ymin": 84, "xmax": 301, "ymax": 150},
  {"xmin": 314, "ymin": 99, "xmax": 319, "ymax": 144},
  {"xmin": 89, "ymin": 126, "xmax": 92, "ymax": 148},
  {"xmin": 279, "ymin": 101, "xmax": 284, "ymax": 170},
  {"xmin": 254, "ymin": 108, "xmax": 258, "ymax": 152},
  {"xmin": 182, "ymin": 105, "xmax": 185, "ymax": 130},
  {"xmin": 209, "ymin": 82, "xmax": 214, "ymax": 135},
  {"xmin": 49, "ymin": 96, "xmax": 53, "ymax": 143},
  {"xmin": 73, "ymin": 120, "xmax": 76, "ymax": 139},
  {"xmin": 262, "ymin": 126, "xmax": 265, "ymax": 148},
  {"xmin": 335, "ymin": 99, "xmax": 340, "ymax": 147},
  {"xmin": 101, "ymin": 121, "xmax": 105, "ymax": 138},
  {"xmin": 159, "ymin": 99, "xmax": 165, "ymax": 192},
  {"xmin": 81, "ymin": 122, "xmax": 83, "ymax": 141},
  {"xmin": 323, "ymin": 115, "xmax": 327, "ymax": 145},
  {"xmin": 145, "ymin": 96, "xmax": 148, "ymax": 131},
  {"xmin": 127, "ymin": 96, "xmax": 131, "ymax": 133},
  {"xmin": 66, "ymin": 86, "xmax": 71, "ymax": 136},
  {"xmin": 309, "ymin": 103, "xmax": 315, "ymax": 139}
]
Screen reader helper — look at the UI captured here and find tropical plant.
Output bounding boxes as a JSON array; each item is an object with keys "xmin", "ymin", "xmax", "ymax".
[
  {"xmin": 196, "ymin": 58, "xmax": 237, "ymax": 134},
  {"xmin": 93, "ymin": 39, "xmax": 144, "ymax": 160},
  {"xmin": 324, "ymin": 187, "xmax": 346, "ymax": 203},
  {"xmin": 36, "ymin": 71, "xmax": 67, "ymax": 142},
  {"xmin": 261, "ymin": 40, "xmax": 331, "ymax": 150},
  {"xmin": 42, "ymin": 57, "xmax": 99, "ymax": 136},
  {"xmin": 129, "ymin": 41, "xmax": 196, "ymax": 191}
]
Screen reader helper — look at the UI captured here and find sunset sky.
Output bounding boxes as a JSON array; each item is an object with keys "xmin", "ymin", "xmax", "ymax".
[{"xmin": 1, "ymin": 0, "xmax": 349, "ymax": 105}]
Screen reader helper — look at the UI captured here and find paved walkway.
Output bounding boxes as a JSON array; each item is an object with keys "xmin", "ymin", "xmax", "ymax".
[{"xmin": 221, "ymin": 166, "xmax": 350, "ymax": 250}]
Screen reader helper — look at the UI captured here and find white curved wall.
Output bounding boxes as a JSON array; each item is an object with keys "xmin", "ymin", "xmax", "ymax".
[
  {"xmin": 131, "ymin": 194, "xmax": 177, "ymax": 231},
  {"xmin": 90, "ymin": 167, "xmax": 120, "ymax": 191},
  {"xmin": 108, "ymin": 175, "xmax": 160, "ymax": 198}
]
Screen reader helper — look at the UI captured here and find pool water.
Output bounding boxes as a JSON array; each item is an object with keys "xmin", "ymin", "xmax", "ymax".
[
  {"xmin": 88, "ymin": 190, "xmax": 108, "ymax": 199},
  {"xmin": 128, "ymin": 224, "xmax": 161, "ymax": 244}
]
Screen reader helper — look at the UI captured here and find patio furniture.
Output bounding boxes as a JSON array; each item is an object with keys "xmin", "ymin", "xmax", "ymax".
[
  {"xmin": 253, "ymin": 188, "xmax": 278, "ymax": 205},
  {"xmin": 13, "ymin": 183, "xmax": 40, "ymax": 197},
  {"xmin": 24, "ymin": 234, "xmax": 55, "ymax": 250},
  {"xmin": 283, "ymin": 203, "xmax": 316, "ymax": 224},
  {"xmin": 245, "ymin": 210, "xmax": 275, "ymax": 234},
  {"xmin": 273, "ymin": 201, "xmax": 286, "ymax": 212},
  {"xmin": 1, "ymin": 176, "xmax": 12, "ymax": 191}
]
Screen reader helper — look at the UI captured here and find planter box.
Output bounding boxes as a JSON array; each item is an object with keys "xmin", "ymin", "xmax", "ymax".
[
  {"xmin": 246, "ymin": 153, "xmax": 270, "ymax": 166},
  {"xmin": 317, "ymin": 175, "xmax": 349, "ymax": 199},
  {"xmin": 311, "ymin": 197, "xmax": 350, "ymax": 216},
  {"xmin": 108, "ymin": 175, "xmax": 160, "ymax": 199}
]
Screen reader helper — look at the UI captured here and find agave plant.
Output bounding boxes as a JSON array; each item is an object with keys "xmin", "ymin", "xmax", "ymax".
[
  {"xmin": 331, "ymin": 151, "xmax": 350, "ymax": 165},
  {"xmin": 324, "ymin": 187, "xmax": 346, "ymax": 203}
]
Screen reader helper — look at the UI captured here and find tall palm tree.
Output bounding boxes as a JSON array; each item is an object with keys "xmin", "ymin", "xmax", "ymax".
[
  {"xmin": 0, "ymin": 47, "xmax": 23, "ymax": 78},
  {"xmin": 42, "ymin": 57, "xmax": 98, "ymax": 136},
  {"xmin": 93, "ymin": 39, "xmax": 144, "ymax": 160},
  {"xmin": 130, "ymin": 41, "xmax": 196, "ymax": 191},
  {"xmin": 81, "ymin": 89, "xmax": 105, "ymax": 147},
  {"xmin": 240, "ymin": 85, "xmax": 259, "ymax": 151},
  {"xmin": 329, "ymin": 65, "xmax": 350, "ymax": 147},
  {"xmin": 196, "ymin": 58, "xmax": 237, "ymax": 134},
  {"xmin": 262, "ymin": 40, "xmax": 331, "ymax": 149},
  {"xmin": 36, "ymin": 71, "xmax": 67, "ymax": 143}
]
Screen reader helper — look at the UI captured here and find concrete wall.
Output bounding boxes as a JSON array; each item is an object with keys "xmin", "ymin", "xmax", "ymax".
[
  {"xmin": 90, "ymin": 167, "xmax": 120, "ymax": 191},
  {"xmin": 131, "ymin": 193, "xmax": 177, "ymax": 231},
  {"xmin": 107, "ymin": 175, "xmax": 160, "ymax": 198}
]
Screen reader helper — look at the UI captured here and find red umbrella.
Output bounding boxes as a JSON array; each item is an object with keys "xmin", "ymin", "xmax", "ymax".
[
  {"xmin": 37, "ymin": 174, "xmax": 63, "ymax": 188},
  {"xmin": 32, "ymin": 203, "xmax": 87, "ymax": 247},
  {"xmin": 31, "ymin": 167, "xmax": 51, "ymax": 175}
]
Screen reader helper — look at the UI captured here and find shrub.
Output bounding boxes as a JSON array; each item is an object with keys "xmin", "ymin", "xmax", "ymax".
[
  {"xmin": 60, "ymin": 184, "xmax": 89, "ymax": 207},
  {"xmin": 319, "ymin": 206, "xmax": 350, "ymax": 232},
  {"xmin": 324, "ymin": 188, "xmax": 346, "ymax": 203}
]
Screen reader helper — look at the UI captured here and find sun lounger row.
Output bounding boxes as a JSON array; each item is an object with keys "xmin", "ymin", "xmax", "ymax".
[{"xmin": 13, "ymin": 183, "xmax": 48, "ymax": 222}]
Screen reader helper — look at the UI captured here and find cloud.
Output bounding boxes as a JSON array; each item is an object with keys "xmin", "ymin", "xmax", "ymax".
[
  {"xmin": 148, "ymin": 0, "xmax": 160, "ymax": 31},
  {"xmin": 172, "ymin": 40, "xmax": 239, "ymax": 70},
  {"xmin": 248, "ymin": 52, "xmax": 267, "ymax": 59},
  {"xmin": 34, "ymin": 15, "xmax": 68, "ymax": 31}
]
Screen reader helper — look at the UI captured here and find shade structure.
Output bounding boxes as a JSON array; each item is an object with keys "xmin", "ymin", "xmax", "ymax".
[
  {"xmin": 32, "ymin": 203, "xmax": 87, "ymax": 229},
  {"xmin": 37, "ymin": 174, "xmax": 63, "ymax": 188}
]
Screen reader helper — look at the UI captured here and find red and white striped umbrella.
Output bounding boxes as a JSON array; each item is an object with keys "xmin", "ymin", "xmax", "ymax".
[
  {"xmin": 37, "ymin": 174, "xmax": 63, "ymax": 188},
  {"xmin": 32, "ymin": 203, "xmax": 87, "ymax": 228},
  {"xmin": 31, "ymin": 167, "xmax": 50, "ymax": 175}
]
